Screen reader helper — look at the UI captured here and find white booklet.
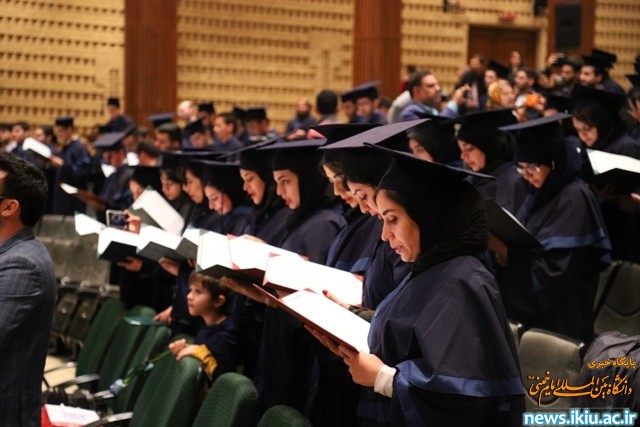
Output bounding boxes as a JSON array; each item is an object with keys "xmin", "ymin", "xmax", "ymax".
[
  {"xmin": 129, "ymin": 188, "xmax": 184, "ymax": 236},
  {"xmin": 264, "ymin": 255, "xmax": 363, "ymax": 306},
  {"xmin": 74, "ymin": 212, "xmax": 105, "ymax": 236},
  {"xmin": 255, "ymin": 287, "xmax": 371, "ymax": 353},
  {"xmin": 97, "ymin": 227, "xmax": 139, "ymax": 262},
  {"xmin": 196, "ymin": 232, "xmax": 301, "ymax": 282},
  {"xmin": 42, "ymin": 403, "xmax": 100, "ymax": 426},
  {"xmin": 136, "ymin": 225, "xmax": 184, "ymax": 263},
  {"xmin": 23, "ymin": 137, "xmax": 52, "ymax": 159}
]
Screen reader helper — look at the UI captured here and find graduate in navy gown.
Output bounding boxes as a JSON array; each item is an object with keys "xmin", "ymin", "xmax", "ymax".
[
  {"xmin": 453, "ymin": 109, "xmax": 525, "ymax": 213},
  {"xmin": 407, "ymin": 114, "xmax": 461, "ymax": 168},
  {"xmin": 315, "ymin": 146, "xmax": 525, "ymax": 426},
  {"xmin": 117, "ymin": 166, "xmax": 172, "ymax": 312},
  {"xmin": 569, "ymin": 85, "xmax": 640, "ymax": 262},
  {"xmin": 50, "ymin": 116, "xmax": 92, "ymax": 215},
  {"xmin": 253, "ymin": 139, "xmax": 346, "ymax": 415},
  {"xmin": 200, "ymin": 160, "xmax": 251, "ymax": 236},
  {"xmin": 493, "ymin": 114, "xmax": 611, "ymax": 344}
]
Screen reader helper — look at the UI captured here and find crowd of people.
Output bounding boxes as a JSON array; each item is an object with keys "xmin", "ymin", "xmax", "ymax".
[{"xmin": 3, "ymin": 47, "xmax": 640, "ymax": 426}]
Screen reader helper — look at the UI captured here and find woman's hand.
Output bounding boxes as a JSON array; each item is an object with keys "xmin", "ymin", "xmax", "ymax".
[
  {"xmin": 321, "ymin": 289, "xmax": 350, "ymax": 309},
  {"xmin": 117, "ymin": 256, "xmax": 143, "ymax": 272},
  {"xmin": 159, "ymin": 257, "xmax": 179, "ymax": 276},
  {"xmin": 338, "ymin": 345, "xmax": 384, "ymax": 387},
  {"xmin": 305, "ymin": 326, "xmax": 342, "ymax": 356},
  {"xmin": 125, "ymin": 210, "xmax": 142, "ymax": 234}
]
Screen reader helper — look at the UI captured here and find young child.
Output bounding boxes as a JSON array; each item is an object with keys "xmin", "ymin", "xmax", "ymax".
[{"xmin": 168, "ymin": 271, "xmax": 241, "ymax": 381}]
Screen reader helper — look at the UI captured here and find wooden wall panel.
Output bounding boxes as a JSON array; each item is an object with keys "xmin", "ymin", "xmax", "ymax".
[
  {"xmin": 176, "ymin": 0, "xmax": 354, "ymax": 130},
  {"xmin": 0, "ymin": 0, "xmax": 124, "ymax": 132}
]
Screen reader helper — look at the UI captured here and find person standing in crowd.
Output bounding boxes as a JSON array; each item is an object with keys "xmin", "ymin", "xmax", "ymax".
[
  {"xmin": 397, "ymin": 70, "xmax": 468, "ymax": 121},
  {"xmin": 456, "ymin": 53, "xmax": 487, "ymax": 114},
  {"xmin": 104, "ymin": 97, "xmax": 136, "ymax": 133},
  {"xmin": 244, "ymin": 107, "xmax": 278, "ymax": 144},
  {"xmin": 314, "ymin": 89, "xmax": 340, "ymax": 127},
  {"xmin": 493, "ymin": 114, "xmax": 611, "ymax": 344},
  {"xmin": 407, "ymin": 114, "xmax": 461, "ymax": 166},
  {"xmin": 50, "ymin": 116, "xmax": 92, "ymax": 215},
  {"xmin": 197, "ymin": 101, "xmax": 216, "ymax": 138},
  {"xmin": 154, "ymin": 122, "xmax": 183, "ymax": 152},
  {"xmin": 94, "ymin": 131, "xmax": 134, "ymax": 220},
  {"xmin": 0, "ymin": 153, "xmax": 56, "ymax": 426},
  {"xmin": 314, "ymin": 146, "xmax": 524, "ymax": 426},
  {"xmin": 349, "ymin": 81, "xmax": 388, "ymax": 125},
  {"xmin": 285, "ymin": 97, "xmax": 317, "ymax": 140},
  {"xmin": 211, "ymin": 113, "xmax": 244, "ymax": 156},
  {"xmin": 454, "ymin": 109, "xmax": 526, "ymax": 213}
]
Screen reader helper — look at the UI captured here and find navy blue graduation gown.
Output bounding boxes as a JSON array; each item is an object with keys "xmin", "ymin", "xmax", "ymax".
[
  {"xmin": 364, "ymin": 256, "xmax": 525, "ymax": 426},
  {"xmin": 195, "ymin": 317, "xmax": 242, "ymax": 382},
  {"xmin": 52, "ymin": 139, "xmax": 91, "ymax": 215},
  {"xmin": 501, "ymin": 178, "xmax": 611, "ymax": 343},
  {"xmin": 250, "ymin": 204, "xmax": 290, "ymax": 246},
  {"xmin": 472, "ymin": 162, "xmax": 527, "ymax": 215},
  {"xmin": 256, "ymin": 208, "xmax": 345, "ymax": 415},
  {"xmin": 325, "ymin": 211, "xmax": 379, "ymax": 274}
]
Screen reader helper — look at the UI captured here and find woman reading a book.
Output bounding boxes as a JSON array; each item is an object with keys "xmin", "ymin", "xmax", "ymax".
[
  {"xmin": 314, "ymin": 146, "xmax": 525, "ymax": 426},
  {"xmin": 492, "ymin": 114, "xmax": 611, "ymax": 344}
]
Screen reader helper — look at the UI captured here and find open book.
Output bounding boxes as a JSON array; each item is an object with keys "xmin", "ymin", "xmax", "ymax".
[
  {"xmin": 175, "ymin": 226, "xmax": 202, "ymax": 260},
  {"xmin": 263, "ymin": 256, "xmax": 363, "ymax": 306},
  {"xmin": 60, "ymin": 183, "xmax": 109, "ymax": 209},
  {"xmin": 97, "ymin": 227, "xmax": 139, "ymax": 262},
  {"xmin": 485, "ymin": 199, "xmax": 541, "ymax": 250},
  {"xmin": 74, "ymin": 213, "xmax": 105, "ymax": 236},
  {"xmin": 23, "ymin": 137, "xmax": 52, "ymax": 159},
  {"xmin": 253, "ymin": 286, "xmax": 371, "ymax": 353},
  {"xmin": 136, "ymin": 225, "xmax": 185, "ymax": 263},
  {"xmin": 583, "ymin": 148, "xmax": 640, "ymax": 194},
  {"xmin": 196, "ymin": 232, "xmax": 301, "ymax": 282},
  {"xmin": 129, "ymin": 188, "xmax": 184, "ymax": 236}
]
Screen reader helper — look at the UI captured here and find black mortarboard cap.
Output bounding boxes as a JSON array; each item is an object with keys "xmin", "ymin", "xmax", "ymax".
[
  {"xmin": 313, "ymin": 123, "xmax": 381, "ymax": 164},
  {"xmin": 581, "ymin": 55, "xmax": 612, "ymax": 73},
  {"xmin": 93, "ymin": 131, "xmax": 126, "ymax": 151},
  {"xmin": 184, "ymin": 119, "xmax": 206, "ymax": 137},
  {"xmin": 198, "ymin": 102, "xmax": 215, "ymax": 114},
  {"xmin": 568, "ymin": 84, "xmax": 626, "ymax": 116},
  {"xmin": 591, "ymin": 48, "xmax": 617, "ymax": 65},
  {"xmin": 232, "ymin": 106, "xmax": 246, "ymax": 121},
  {"xmin": 55, "ymin": 116, "xmax": 74, "ymax": 128},
  {"xmin": 148, "ymin": 112, "xmax": 175, "ymax": 128},
  {"xmin": 352, "ymin": 80, "xmax": 382, "ymax": 100},
  {"xmin": 221, "ymin": 136, "xmax": 281, "ymax": 171},
  {"xmin": 258, "ymin": 139, "xmax": 326, "ymax": 171},
  {"xmin": 131, "ymin": 166, "xmax": 161, "ymax": 192},
  {"xmin": 161, "ymin": 150, "xmax": 222, "ymax": 179},
  {"xmin": 634, "ymin": 61, "xmax": 640, "ymax": 76},
  {"xmin": 320, "ymin": 119, "xmax": 428, "ymax": 151},
  {"xmin": 500, "ymin": 113, "xmax": 571, "ymax": 166},
  {"xmin": 107, "ymin": 97, "xmax": 120, "ymax": 108},
  {"xmin": 371, "ymin": 145, "xmax": 494, "ymax": 196},
  {"xmin": 626, "ymin": 74, "xmax": 640, "ymax": 88},
  {"xmin": 244, "ymin": 107, "xmax": 268, "ymax": 122},
  {"xmin": 487, "ymin": 60, "xmax": 510, "ymax": 79},
  {"xmin": 454, "ymin": 109, "xmax": 518, "ymax": 154},
  {"xmin": 198, "ymin": 160, "xmax": 245, "ymax": 207},
  {"xmin": 0, "ymin": 123, "xmax": 11, "ymax": 131}
]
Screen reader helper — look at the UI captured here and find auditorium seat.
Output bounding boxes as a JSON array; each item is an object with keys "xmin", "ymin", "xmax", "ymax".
[
  {"xmin": 191, "ymin": 372, "xmax": 258, "ymax": 427},
  {"xmin": 518, "ymin": 328, "xmax": 584, "ymax": 411},
  {"xmin": 257, "ymin": 405, "xmax": 312, "ymax": 427},
  {"xmin": 594, "ymin": 260, "xmax": 640, "ymax": 336}
]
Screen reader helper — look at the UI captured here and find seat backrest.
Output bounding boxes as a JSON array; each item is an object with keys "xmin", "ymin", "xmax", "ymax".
[
  {"xmin": 84, "ymin": 245, "xmax": 111, "ymax": 285},
  {"xmin": 75, "ymin": 299, "xmax": 126, "ymax": 376},
  {"xmin": 594, "ymin": 261, "xmax": 640, "ymax": 336},
  {"xmin": 65, "ymin": 293, "xmax": 109, "ymax": 347},
  {"xmin": 257, "ymin": 405, "xmax": 312, "ymax": 427},
  {"xmin": 50, "ymin": 240, "xmax": 72, "ymax": 280},
  {"xmin": 96, "ymin": 306, "xmax": 157, "ymax": 391},
  {"xmin": 191, "ymin": 372, "xmax": 258, "ymax": 427},
  {"xmin": 112, "ymin": 325, "xmax": 172, "ymax": 413},
  {"xmin": 131, "ymin": 351, "xmax": 202, "ymax": 427},
  {"xmin": 518, "ymin": 328, "xmax": 584, "ymax": 411},
  {"xmin": 62, "ymin": 243, "xmax": 93, "ymax": 285},
  {"xmin": 58, "ymin": 215, "xmax": 79, "ymax": 240},
  {"xmin": 37, "ymin": 214, "xmax": 66, "ymax": 238}
]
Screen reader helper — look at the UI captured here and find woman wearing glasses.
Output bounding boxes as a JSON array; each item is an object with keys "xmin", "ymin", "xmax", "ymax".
[{"xmin": 491, "ymin": 114, "xmax": 611, "ymax": 344}]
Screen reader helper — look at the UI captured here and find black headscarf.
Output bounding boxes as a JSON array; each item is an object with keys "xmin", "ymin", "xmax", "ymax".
[
  {"xmin": 386, "ymin": 179, "xmax": 488, "ymax": 274},
  {"xmin": 272, "ymin": 148, "xmax": 334, "ymax": 228}
]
